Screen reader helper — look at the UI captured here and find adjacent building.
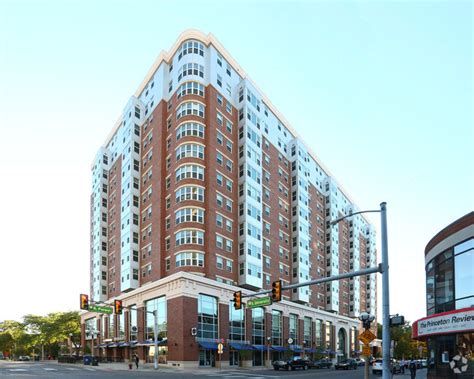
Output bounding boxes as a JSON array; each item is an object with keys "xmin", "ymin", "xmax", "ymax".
[
  {"xmin": 82, "ymin": 29, "xmax": 378, "ymax": 368},
  {"xmin": 413, "ymin": 212, "xmax": 474, "ymax": 378}
]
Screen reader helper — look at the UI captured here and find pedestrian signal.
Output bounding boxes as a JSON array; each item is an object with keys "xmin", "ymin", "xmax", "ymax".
[
  {"xmin": 80, "ymin": 294, "xmax": 89, "ymax": 310},
  {"xmin": 233, "ymin": 291, "xmax": 242, "ymax": 310},
  {"xmin": 271, "ymin": 280, "xmax": 282, "ymax": 302},
  {"xmin": 114, "ymin": 300, "xmax": 123, "ymax": 314}
]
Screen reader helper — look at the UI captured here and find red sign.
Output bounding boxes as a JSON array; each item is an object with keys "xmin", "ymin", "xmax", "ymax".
[{"xmin": 412, "ymin": 307, "xmax": 474, "ymax": 339}]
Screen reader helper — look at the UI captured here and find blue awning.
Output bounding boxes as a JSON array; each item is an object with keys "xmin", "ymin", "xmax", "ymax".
[
  {"xmin": 107, "ymin": 343, "xmax": 118, "ymax": 348},
  {"xmin": 252, "ymin": 345, "xmax": 268, "ymax": 351},
  {"xmin": 198, "ymin": 341, "xmax": 218, "ymax": 350},
  {"xmin": 305, "ymin": 348, "xmax": 317, "ymax": 353},
  {"xmin": 98, "ymin": 343, "xmax": 108, "ymax": 348},
  {"xmin": 229, "ymin": 343, "xmax": 254, "ymax": 351},
  {"xmin": 118, "ymin": 342, "xmax": 129, "ymax": 347},
  {"xmin": 271, "ymin": 346, "xmax": 287, "ymax": 352}
]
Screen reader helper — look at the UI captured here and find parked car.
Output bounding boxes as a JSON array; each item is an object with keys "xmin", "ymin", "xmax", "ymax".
[
  {"xmin": 312, "ymin": 358, "xmax": 333, "ymax": 369},
  {"xmin": 335, "ymin": 359, "xmax": 358, "ymax": 370},
  {"xmin": 18, "ymin": 356, "xmax": 31, "ymax": 361},
  {"xmin": 372, "ymin": 359, "xmax": 383, "ymax": 375},
  {"xmin": 273, "ymin": 356, "xmax": 312, "ymax": 371},
  {"xmin": 355, "ymin": 358, "xmax": 366, "ymax": 366},
  {"xmin": 421, "ymin": 359, "xmax": 427, "ymax": 368}
]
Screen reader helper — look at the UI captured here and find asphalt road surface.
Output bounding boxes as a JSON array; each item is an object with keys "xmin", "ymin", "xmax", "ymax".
[{"xmin": 0, "ymin": 361, "xmax": 427, "ymax": 379}]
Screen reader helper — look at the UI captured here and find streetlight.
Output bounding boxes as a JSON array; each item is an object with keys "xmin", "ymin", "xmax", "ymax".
[
  {"xmin": 359, "ymin": 312, "xmax": 375, "ymax": 379},
  {"xmin": 331, "ymin": 202, "xmax": 390, "ymax": 379}
]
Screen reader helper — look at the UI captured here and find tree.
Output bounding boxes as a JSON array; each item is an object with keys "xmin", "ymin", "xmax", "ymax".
[{"xmin": 0, "ymin": 311, "xmax": 81, "ymax": 359}]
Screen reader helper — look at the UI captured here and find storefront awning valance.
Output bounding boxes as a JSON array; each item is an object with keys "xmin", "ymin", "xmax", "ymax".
[
  {"xmin": 229, "ymin": 343, "xmax": 254, "ymax": 350},
  {"xmin": 198, "ymin": 341, "xmax": 218, "ymax": 350}
]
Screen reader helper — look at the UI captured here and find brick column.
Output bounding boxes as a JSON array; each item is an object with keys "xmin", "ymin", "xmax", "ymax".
[
  {"xmin": 167, "ymin": 296, "xmax": 199, "ymax": 367},
  {"xmin": 219, "ymin": 302, "xmax": 230, "ymax": 367},
  {"xmin": 136, "ymin": 306, "xmax": 145, "ymax": 361},
  {"xmin": 265, "ymin": 312, "xmax": 272, "ymax": 366}
]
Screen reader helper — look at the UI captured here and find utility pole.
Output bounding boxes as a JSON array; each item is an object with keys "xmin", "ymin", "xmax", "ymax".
[{"xmin": 380, "ymin": 202, "xmax": 391, "ymax": 379}]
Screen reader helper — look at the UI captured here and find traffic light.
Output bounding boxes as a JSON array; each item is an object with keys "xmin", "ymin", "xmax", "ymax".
[
  {"xmin": 271, "ymin": 280, "xmax": 282, "ymax": 302},
  {"xmin": 233, "ymin": 291, "xmax": 242, "ymax": 310},
  {"xmin": 114, "ymin": 300, "xmax": 123, "ymax": 315},
  {"xmin": 80, "ymin": 294, "xmax": 89, "ymax": 310}
]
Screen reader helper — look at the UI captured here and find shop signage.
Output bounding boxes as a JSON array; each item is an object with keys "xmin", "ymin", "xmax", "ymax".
[{"xmin": 413, "ymin": 307, "xmax": 474, "ymax": 338}]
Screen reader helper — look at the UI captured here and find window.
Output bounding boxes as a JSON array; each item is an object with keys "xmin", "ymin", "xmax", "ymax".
[
  {"xmin": 217, "ymin": 74, "xmax": 222, "ymax": 87},
  {"xmin": 247, "ymin": 243, "xmax": 261, "ymax": 259},
  {"xmin": 251, "ymin": 308, "xmax": 265, "ymax": 346},
  {"xmin": 176, "ymin": 122, "xmax": 204, "ymax": 140},
  {"xmin": 197, "ymin": 295, "xmax": 218, "ymax": 339},
  {"xmin": 178, "ymin": 40, "xmax": 204, "ymax": 60},
  {"xmin": 175, "ymin": 207, "xmax": 204, "ymax": 224},
  {"xmin": 176, "ymin": 251, "xmax": 204, "ymax": 267},
  {"xmin": 216, "ymin": 256, "xmax": 224, "ymax": 269},
  {"xmin": 216, "ymin": 235, "xmax": 223, "ymax": 249},
  {"xmin": 175, "ymin": 165, "xmax": 204, "ymax": 182},
  {"xmin": 216, "ymin": 214, "xmax": 223, "ymax": 228},
  {"xmin": 178, "ymin": 63, "xmax": 204, "ymax": 81},
  {"xmin": 289, "ymin": 314, "xmax": 298, "ymax": 345},
  {"xmin": 247, "ymin": 262, "xmax": 262, "ymax": 278},
  {"xmin": 177, "ymin": 81, "xmax": 204, "ymax": 98},
  {"xmin": 175, "ymin": 229, "xmax": 204, "ymax": 246},
  {"xmin": 229, "ymin": 303, "xmax": 245, "ymax": 342},
  {"xmin": 272, "ymin": 310, "xmax": 282, "ymax": 346},
  {"xmin": 217, "ymin": 93, "xmax": 223, "ymax": 105},
  {"xmin": 176, "ymin": 102, "xmax": 204, "ymax": 119},
  {"xmin": 176, "ymin": 143, "xmax": 204, "ymax": 160},
  {"xmin": 144, "ymin": 296, "xmax": 167, "ymax": 341},
  {"xmin": 175, "ymin": 186, "xmax": 204, "ymax": 203}
]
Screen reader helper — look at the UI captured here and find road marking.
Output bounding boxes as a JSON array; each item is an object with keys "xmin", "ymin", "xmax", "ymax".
[
  {"xmin": 43, "ymin": 368, "xmax": 57, "ymax": 371},
  {"xmin": 66, "ymin": 367, "xmax": 79, "ymax": 370},
  {"xmin": 8, "ymin": 368, "xmax": 28, "ymax": 371},
  {"xmin": 84, "ymin": 368, "xmax": 96, "ymax": 371}
]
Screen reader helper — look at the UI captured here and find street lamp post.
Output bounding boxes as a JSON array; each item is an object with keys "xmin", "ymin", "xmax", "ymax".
[
  {"xmin": 331, "ymin": 202, "xmax": 390, "ymax": 379},
  {"xmin": 359, "ymin": 312, "xmax": 375, "ymax": 379}
]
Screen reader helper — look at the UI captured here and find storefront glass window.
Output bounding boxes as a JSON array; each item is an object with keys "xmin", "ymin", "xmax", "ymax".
[
  {"xmin": 289, "ymin": 314, "xmax": 298, "ymax": 345},
  {"xmin": 271, "ymin": 310, "xmax": 282, "ymax": 346},
  {"xmin": 129, "ymin": 305, "xmax": 137, "ymax": 341},
  {"xmin": 145, "ymin": 296, "xmax": 167, "ymax": 340},
  {"xmin": 435, "ymin": 256, "xmax": 454, "ymax": 313},
  {"xmin": 315, "ymin": 319, "xmax": 323, "ymax": 347},
  {"xmin": 229, "ymin": 303, "xmax": 244, "ymax": 341},
  {"xmin": 303, "ymin": 317, "xmax": 312, "ymax": 346},
  {"xmin": 454, "ymin": 248, "xmax": 474, "ymax": 306},
  {"xmin": 198, "ymin": 294, "xmax": 218, "ymax": 339}
]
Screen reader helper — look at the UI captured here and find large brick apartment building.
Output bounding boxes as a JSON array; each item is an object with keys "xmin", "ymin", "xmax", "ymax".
[{"xmin": 81, "ymin": 29, "xmax": 378, "ymax": 368}]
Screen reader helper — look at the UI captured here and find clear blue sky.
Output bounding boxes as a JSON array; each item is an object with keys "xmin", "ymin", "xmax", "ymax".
[{"xmin": 0, "ymin": 0, "xmax": 472, "ymax": 324}]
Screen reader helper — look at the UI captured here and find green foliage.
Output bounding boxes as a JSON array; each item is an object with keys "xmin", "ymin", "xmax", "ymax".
[{"xmin": 0, "ymin": 312, "xmax": 80, "ymax": 358}]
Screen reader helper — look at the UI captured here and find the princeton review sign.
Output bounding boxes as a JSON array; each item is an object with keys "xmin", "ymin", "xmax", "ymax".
[{"xmin": 412, "ymin": 307, "xmax": 474, "ymax": 338}]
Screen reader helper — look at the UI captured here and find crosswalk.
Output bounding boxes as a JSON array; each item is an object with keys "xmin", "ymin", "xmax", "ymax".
[
  {"xmin": 6, "ymin": 366, "xmax": 96, "ymax": 372},
  {"xmin": 199, "ymin": 371, "xmax": 278, "ymax": 378}
]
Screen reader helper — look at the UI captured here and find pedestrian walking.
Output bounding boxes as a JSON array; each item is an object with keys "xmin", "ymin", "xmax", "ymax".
[
  {"xmin": 409, "ymin": 358, "xmax": 417, "ymax": 379},
  {"xmin": 134, "ymin": 353, "xmax": 139, "ymax": 369}
]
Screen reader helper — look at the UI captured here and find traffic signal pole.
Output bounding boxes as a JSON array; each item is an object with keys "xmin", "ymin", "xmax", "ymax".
[{"xmin": 240, "ymin": 265, "xmax": 382, "ymax": 298}]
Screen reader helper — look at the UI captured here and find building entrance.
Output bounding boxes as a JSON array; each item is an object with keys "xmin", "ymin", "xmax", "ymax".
[{"xmin": 199, "ymin": 350, "xmax": 215, "ymax": 367}]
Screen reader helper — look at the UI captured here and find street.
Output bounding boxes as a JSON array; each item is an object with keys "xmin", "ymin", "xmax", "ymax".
[{"xmin": 0, "ymin": 361, "xmax": 428, "ymax": 379}]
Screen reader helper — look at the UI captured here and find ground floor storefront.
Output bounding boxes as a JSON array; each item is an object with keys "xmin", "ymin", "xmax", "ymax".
[
  {"xmin": 81, "ymin": 272, "xmax": 362, "ymax": 368},
  {"xmin": 413, "ymin": 307, "xmax": 474, "ymax": 378}
]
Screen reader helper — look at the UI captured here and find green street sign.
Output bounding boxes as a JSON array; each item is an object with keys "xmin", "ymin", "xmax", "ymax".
[
  {"xmin": 89, "ymin": 304, "xmax": 113, "ymax": 314},
  {"xmin": 247, "ymin": 297, "xmax": 272, "ymax": 309}
]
